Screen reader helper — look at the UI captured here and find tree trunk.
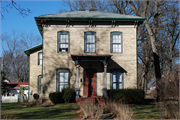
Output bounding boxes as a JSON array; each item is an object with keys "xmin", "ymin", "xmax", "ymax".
[{"xmin": 144, "ymin": 19, "xmax": 161, "ymax": 101}]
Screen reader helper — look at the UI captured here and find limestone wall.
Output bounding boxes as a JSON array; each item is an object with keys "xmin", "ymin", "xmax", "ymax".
[
  {"xmin": 41, "ymin": 26, "xmax": 137, "ymax": 97},
  {"xmin": 29, "ymin": 50, "xmax": 42, "ymax": 97}
]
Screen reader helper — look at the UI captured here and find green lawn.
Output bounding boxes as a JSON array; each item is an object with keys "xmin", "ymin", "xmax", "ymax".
[
  {"xmin": 130, "ymin": 103, "xmax": 161, "ymax": 119},
  {"xmin": 131, "ymin": 102, "xmax": 179, "ymax": 119},
  {"xmin": 1, "ymin": 102, "xmax": 79, "ymax": 119}
]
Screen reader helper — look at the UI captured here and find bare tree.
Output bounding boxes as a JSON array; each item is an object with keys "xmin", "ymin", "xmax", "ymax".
[
  {"xmin": 0, "ymin": 30, "xmax": 41, "ymax": 82},
  {"xmin": 60, "ymin": 0, "xmax": 179, "ymax": 95},
  {"xmin": 0, "ymin": 0, "xmax": 32, "ymax": 19},
  {"xmin": 159, "ymin": 2, "xmax": 179, "ymax": 75}
]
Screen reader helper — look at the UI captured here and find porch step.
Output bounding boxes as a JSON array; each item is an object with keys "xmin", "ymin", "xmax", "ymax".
[{"xmin": 76, "ymin": 98, "xmax": 93, "ymax": 105}]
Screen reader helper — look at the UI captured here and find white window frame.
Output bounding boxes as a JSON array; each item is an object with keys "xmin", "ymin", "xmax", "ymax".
[
  {"xmin": 56, "ymin": 69, "xmax": 70, "ymax": 92},
  {"xmin": 111, "ymin": 71, "xmax": 123, "ymax": 89},
  {"xmin": 111, "ymin": 32, "xmax": 122, "ymax": 53},
  {"xmin": 84, "ymin": 31, "xmax": 96, "ymax": 53}
]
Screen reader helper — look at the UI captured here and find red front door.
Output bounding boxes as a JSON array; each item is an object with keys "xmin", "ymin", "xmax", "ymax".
[{"xmin": 84, "ymin": 69, "xmax": 96, "ymax": 97}]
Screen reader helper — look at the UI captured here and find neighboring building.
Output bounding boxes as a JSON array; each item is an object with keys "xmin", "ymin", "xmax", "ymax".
[
  {"xmin": 24, "ymin": 10, "xmax": 145, "ymax": 101},
  {"xmin": 5, "ymin": 82, "xmax": 29, "ymax": 98}
]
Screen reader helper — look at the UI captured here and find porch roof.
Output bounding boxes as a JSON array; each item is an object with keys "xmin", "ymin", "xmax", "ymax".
[{"xmin": 71, "ymin": 54, "xmax": 112, "ymax": 65}]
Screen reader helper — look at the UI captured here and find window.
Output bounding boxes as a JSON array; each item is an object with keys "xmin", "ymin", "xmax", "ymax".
[
  {"xmin": 57, "ymin": 31, "xmax": 70, "ymax": 53},
  {"xmin": 111, "ymin": 71, "xmax": 123, "ymax": 89},
  {"xmin": 111, "ymin": 32, "xmax": 122, "ymax": 53},
  {"xmin": 84, "ymin": 31, "xmax": 96, "ymax": 53},
  {"xmin": 56, "ymin": 69, "xmax": 70, "ymax": 92},
  {"xmin": 38, "ymin": 52, "xmax": 42, "ymax": 65},
  {"xmin": 38, "ymin": 75, "xmax": 43, "ymax": 93}
]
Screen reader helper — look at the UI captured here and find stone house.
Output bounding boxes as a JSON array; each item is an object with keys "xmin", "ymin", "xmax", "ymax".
[{"xmin": 24, "ymin": 10, "xmax": 145, "ymax": 102}]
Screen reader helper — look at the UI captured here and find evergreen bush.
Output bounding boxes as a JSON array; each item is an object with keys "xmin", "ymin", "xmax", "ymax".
[
  {"xmin": 107, "ymin": 88, "xmax": 145, "ymax": 104},
  {"xmin": 62, "ymin": 87, "xmax": 75, "ymax": 103},
  {"xmin": 49, "ymin": 92, "xmax": 64, "ymax": 104},
  {"xmin": 49, "ymin": 87, "xmax": 75, "ymax": 104}
]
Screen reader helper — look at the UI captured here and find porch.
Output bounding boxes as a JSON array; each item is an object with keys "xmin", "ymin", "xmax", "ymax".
[{"xmin": 71, "ymin": 54, "xmax": 112, "ymax": 103}]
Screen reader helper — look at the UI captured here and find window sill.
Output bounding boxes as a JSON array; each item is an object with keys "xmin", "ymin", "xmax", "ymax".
[
  {"xmin": 84, "ymin": 52, "xmax": 96, "ymax": 54},
  {"xmin": 57, "ymin": 52, "xmax": 70, "ymax": 54},
  {"xmin": 110, "ymin": 52, "xmax": 123, "ymax": 54}
]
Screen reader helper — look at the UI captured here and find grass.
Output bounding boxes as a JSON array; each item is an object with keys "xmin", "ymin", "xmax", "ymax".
[
  {"xmin": 1, "ymin": 102, "xmax": 79, "ymax": 119},
  {"xmin": 130, "ymin": 103, "xmax": 161, "ymax": 119}
]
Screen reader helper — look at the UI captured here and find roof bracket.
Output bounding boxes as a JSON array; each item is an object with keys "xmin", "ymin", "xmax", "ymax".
[
  {"xmin": 111, "ymin": 21, "xmax": 116, "ymax": 27},
  {"xmin": 134, "ymin": 21, "xmax": 138, "ymax": 28},
  {"xmin": 66, "ymin": 20, "xmax": 70, "ymax": 27},
  {"xmin": 89, "ymin": 20, "xmax": 93, "ymax": 27}
]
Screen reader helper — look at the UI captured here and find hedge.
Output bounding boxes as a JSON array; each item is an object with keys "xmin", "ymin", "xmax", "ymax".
[
  {"xmin": 49, "ymin": 87, "xmax": 76, "ymax": 104},
  {"xmin": 107, "ymin": 88, "xmax": 145, "ymax": 104}
]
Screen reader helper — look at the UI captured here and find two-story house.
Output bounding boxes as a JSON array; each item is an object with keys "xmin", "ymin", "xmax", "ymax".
[{"xmin": 24, "ymin": 10, "xmax": 145, "ymax": 102}]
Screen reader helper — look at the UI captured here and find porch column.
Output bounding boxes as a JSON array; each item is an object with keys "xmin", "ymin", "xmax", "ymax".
[
  {"xmin": 75, "ymin": 64, "xmax": 80, "ymax": 98},
  {"xmin": 102, "ymin": 64, "xmax": 107, "ymax": 98}
]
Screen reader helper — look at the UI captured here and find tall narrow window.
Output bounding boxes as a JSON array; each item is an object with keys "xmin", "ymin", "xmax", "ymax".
[
  {"xmin": 38, "ymin": 52, "xmax": 42, "ymax": 65},
  {"xmin": 84, "ymin": 31, "xmax": 96, "ymax": 53},
  {"xmin": 111, "ymin": 32, "xmax": 122, "ymax": 53},
  {"xmin": 38, "ymin": 75, "xmax": 43, "ymax": 93},
  {"xmin": 56, "ymin": 69, "xmax": 70, "ymax": 92},
  {"xmin": 111, "ymin": 71, "xmax": 123, "ymax": 89},
  {"xmin": 57, "ymin": 31, "xmax": 70, "ymax": 53}
]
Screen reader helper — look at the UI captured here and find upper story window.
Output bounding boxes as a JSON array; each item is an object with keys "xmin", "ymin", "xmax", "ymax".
[
  {"xmin": 111, "ymin": 71, "xmax": 123, "ymax": 89},
  {"xmin": 84, "ymin": 31, "xmax": 96, "ymax": 53},
  {"xmin": 38, "ymin": 52, "xmax": 42, "ymax": 65},
  {"xmin": 57, "ymin": 31, "xmax": 70, "ymax": 53},
  {"xmin": 111, "ymin": 32, "xmax": 122, "ymax": 53},
  {"xmin": 56, "ymin": 68, "xmax": 70, "ymax": 92}
]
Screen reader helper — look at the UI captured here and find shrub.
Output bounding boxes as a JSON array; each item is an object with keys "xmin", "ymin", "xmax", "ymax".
[
  {"xmin": 79, "ymin": 100, "xmax": 103, "ymax": 119},
  {"xmin": 107, "ymin": 88, "xmax": 145, "ymax": 104},
  {"xmin": 156, "ymin": 72, "xmax": 179, "ymax": 119},
  {"xmin": 49, "ymin": 92, "xmax": 64, "ymax": 104},
  {"xmin": 62, "ymin": 87, "xmax": 75, "ymax": 103},
  {"xmin": 104, "ymin": 100, "xmax": 133, "ymax": 119}
]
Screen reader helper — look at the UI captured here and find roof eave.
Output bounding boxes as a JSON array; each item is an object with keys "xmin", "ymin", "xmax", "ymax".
[
  {"xmin": 24, "ymin": 44, "xmax": 43, "ymax": 55},
  {"xmin": 35, "ymin": 17, "xmax": 146, "ymax": 21}
]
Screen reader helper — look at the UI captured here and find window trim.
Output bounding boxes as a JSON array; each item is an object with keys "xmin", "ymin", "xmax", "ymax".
[
  {"xmin": 110, "ymin": 31, "xmax": 123, "ymax": 53},
  {"xmin": 38, "ymin": 52, "xmax": 43, "ymax": 65},
  {"xmin": 37, "ymin": 75, "xmax": 43, "ymax": 93},
  {"xmin": 110, "ymin": 70, "xmax": 124, "ymax": 89},
  {"xmin": 57, "ymin": 31, "xmax": 70, "ymax": 53},
  {"xmin": 56, "ymin": 68, "xmax": 70, "ymax": 92},
  {"xmin": 84, "ymin": 31, "xmax": 96, "ymax": 53}
]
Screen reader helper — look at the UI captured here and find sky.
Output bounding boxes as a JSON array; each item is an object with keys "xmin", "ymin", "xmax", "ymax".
[
  {"xmin": 1, "ymin": 0, "xmax": 68, "ymax": 34},
  {"xmin": 1, "ymin": 0, "xmax": 69, "ymax": 57}
]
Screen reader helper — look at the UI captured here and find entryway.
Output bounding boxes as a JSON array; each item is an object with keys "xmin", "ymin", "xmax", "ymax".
[{"xmin": 84, "ymin": 69, "xmax": 97, "ymax": 97}]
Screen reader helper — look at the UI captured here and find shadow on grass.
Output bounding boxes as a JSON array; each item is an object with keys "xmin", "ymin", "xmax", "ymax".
[
  {"xmin": 1, "ymin": 103, "xmax": 79, "ymax": 119},
  {"xmin": 129, "ymin": 99, "xmax": 161, "ymax": 119},
  {"xmin": 1, "ymin": 103, "xmax": 26, "ymax": 110},
  {"xmin": 14, "ymin": 108, "xmax": 77, "ymax": 119}
]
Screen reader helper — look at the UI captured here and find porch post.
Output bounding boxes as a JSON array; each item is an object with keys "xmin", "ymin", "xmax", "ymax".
[
  {"xmin": 102, "ymin": 64, "xmax": 107, "ymax": 98},
  {"xmin": 75, "ymin": 64, "xmax": 80, "ymax": 98}
]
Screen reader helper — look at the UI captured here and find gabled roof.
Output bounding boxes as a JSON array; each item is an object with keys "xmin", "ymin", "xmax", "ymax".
[
  {"xmin": 35, "ymin": 10, "xmax": 146, "ymax": 21},
  {"xmin": 5, "ymin": 82, "xmax": 29, "ymax": 89},
  {"xmin": 24, "ymin": 44, "xmax": 42, "ymax": 55}
]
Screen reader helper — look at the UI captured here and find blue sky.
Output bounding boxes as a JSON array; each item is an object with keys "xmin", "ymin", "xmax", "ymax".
[
  {"xmin": 1, "ymin": 0, "xmax": 70, "ymax": 57},
  {"xmin": 1, "ymin": 0, "xmax": 68, "ymax": 36}
]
